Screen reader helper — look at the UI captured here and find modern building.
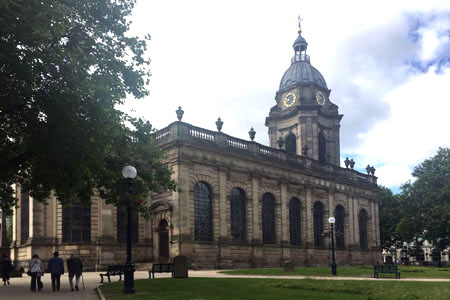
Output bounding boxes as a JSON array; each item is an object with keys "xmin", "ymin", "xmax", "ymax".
[{"xmin": 10, "ymin": 23, "xmax": 381, "ymax": 270}]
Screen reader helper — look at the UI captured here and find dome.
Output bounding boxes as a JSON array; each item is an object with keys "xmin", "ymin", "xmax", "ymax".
[
  {"xmin": 293, "ymin": 33, "xmax": 308, "ymax": 52},
  {"xmin": 278, "ymin": 26, "xmax": 328, "ymax": 92},
  {"xmin": 279, "ymin": 61, "xmax": 328, "ymax": 91}
]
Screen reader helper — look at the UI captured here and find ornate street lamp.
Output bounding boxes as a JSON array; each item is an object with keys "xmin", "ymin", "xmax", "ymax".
[
  {"xmin": 122, "ymin": 165, "xmax": 137, "ymax": 294},
  {"xmin": 328, "ymin": 216, "xmax": 337, "ymax": 276}
]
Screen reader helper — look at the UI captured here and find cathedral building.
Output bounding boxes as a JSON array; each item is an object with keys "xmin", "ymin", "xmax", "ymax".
[{"xmin": 11, "ymin": 23, "xmax": 380, "ymax": 270}]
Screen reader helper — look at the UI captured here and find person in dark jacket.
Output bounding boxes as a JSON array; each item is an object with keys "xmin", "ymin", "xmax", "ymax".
[
  {"xmin": 1, "ymin": 254, "xmax": 13, "ymax": 285},
  {"xmin": 47, "ymin": 251, "xmax": 64, "ymax": 291},
  {"xmin": 66, "ymin": 255, "xmax": 83, "ymax": 291}
]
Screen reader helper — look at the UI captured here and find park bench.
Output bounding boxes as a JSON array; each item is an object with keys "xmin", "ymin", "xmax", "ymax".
[
  {"xmin": 99, "ymin": 264, "xmax": 124, "ymax": 283},
  {"xmin": 149, "ymin": 263, "xmax": 174, "ymax": 279},
  {"xmin": 374, "ymin": 264, "xmax": 400, "ymax": 279}
]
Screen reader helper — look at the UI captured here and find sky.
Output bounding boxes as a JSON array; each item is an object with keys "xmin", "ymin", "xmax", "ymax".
[{"xmin": 123, "ymin": 0, "xmax": 450, "ymax": 192}]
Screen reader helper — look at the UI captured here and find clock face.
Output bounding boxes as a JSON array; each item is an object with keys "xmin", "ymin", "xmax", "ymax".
[
  {"xmin": 283, "ymin": 91, "xmax": 297, "ymax": 107},
  {"xmin": 316, "ymin": 91, "xmax": 325, "ymax": 105}
]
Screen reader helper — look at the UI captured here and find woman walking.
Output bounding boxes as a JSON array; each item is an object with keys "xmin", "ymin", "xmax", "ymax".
[{"xmin": 29, "ymin": 254, "xmax": 43, "ymax": 292}]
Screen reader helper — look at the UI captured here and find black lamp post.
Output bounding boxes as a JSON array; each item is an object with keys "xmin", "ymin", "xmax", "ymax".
[
  {"xmin": 328, "ymin": 217, "xmax": 337, "ymax": 276},
  {"xmin": 122, "ymin": 165, "xmax": 137, "ymax": 294}
]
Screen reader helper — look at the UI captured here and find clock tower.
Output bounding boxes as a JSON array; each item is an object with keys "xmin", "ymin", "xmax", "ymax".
[{"xmin": 265, "ymin": 18, "xmax": 342, "ymax": 166}]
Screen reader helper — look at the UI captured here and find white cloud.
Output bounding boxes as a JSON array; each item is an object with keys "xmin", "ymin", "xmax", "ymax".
[
  {"xmin": 122, "ymin": 0, "xmax": 450, "ymax": 191},
  {"xmin": 353, "ymin": 66, "xmax": 450, "ymax": 187}
]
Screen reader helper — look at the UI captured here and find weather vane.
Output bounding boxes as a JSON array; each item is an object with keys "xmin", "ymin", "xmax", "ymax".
[{"xmin": 298, "ymin": 15, "xmax": 303, "ymax": 33}]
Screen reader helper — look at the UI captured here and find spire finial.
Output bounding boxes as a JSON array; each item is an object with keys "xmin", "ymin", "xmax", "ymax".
[{"xmin": 298, "ymin": 15, "xmax": 303, "ymax": 33}]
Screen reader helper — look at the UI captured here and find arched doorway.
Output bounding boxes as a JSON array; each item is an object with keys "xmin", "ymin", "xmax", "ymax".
[{"xmin": 158, "ymin": 219, "xmax": 169, "ymax": 262}]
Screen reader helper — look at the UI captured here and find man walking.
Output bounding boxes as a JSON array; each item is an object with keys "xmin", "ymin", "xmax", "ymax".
[
  {"xmin": 66, "ymin": 254, "xmax": 83, "ymax": 291},
  {"xmin": 48, "ymin": 251, "xmax": 64, "ymax": 291},
  {"xmin": 1, "ymin": 254, "xmax": 13, "ymax": 285}
]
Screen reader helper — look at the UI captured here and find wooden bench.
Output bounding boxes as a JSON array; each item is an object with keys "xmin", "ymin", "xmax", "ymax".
[
  {"xmin": 374, "ymin": 264, "xmax": 400, "ymax": 279},
  {"xmin": 100, "ymin": 264, "xmax": 124, "ymax": 283},
  {"xmin": 148, "ymin": 263, "xmax": 174, "ymax": 279}
]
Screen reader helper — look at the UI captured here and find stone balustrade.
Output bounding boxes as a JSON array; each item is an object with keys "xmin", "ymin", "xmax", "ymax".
[{"xmin": 152, "ymin": 121, "xmax": 377, "ymax": 186}]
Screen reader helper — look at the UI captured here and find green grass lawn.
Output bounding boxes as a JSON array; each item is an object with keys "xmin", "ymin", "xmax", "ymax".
[
  {"xmin": 100, "ymin": 277, "xmax": 450, "ymax": 300},
  {"xmin": 220, "ymin": 265, "xmax": 450, "ymax": 279}
]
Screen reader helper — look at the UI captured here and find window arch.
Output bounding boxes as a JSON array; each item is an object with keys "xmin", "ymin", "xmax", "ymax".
[
  {"xmin": 318, "ymin": 131, "xmax": 326, "ymax": 164},
  {"xmin": 335, "ymin": 205, "xmax": 345, "ymax": 249},
  {"xmin": 262, "ymin": 193, "xmax": 276, "ymax": 244},
  {"xmin": 313, "ymin": 201, "xmax": 324, "ymax": 247},
  {"xmin": 230, "ymin": 188, "xmax": 246, "ymax": 242},
  {"xmin": 359, "ymin": 209, "xmax": 368, "ymax": 250},
  {"xmin": 289, "ymin": 198, "xmax": 301, "ymax": 246},
  {"xmin": 285, "ymin": 134, "xmax": 297, "ymax": 155},
  {"xmin": 62, "ymin": 199, "xmax": 91, "ymax": 243},
  {"xmin": 194, "ymin": 182, "xmax": 213, "ymax": 241}
]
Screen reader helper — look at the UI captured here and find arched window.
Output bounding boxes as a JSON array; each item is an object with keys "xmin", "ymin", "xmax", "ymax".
[
  {"xmin": 289, "ymin": 198, "xmax": 301, "ymax": 246},
  {"xmin": 313, "ymin": 201, "xmax": 324, "ymax": 247},
  {"xmin": 262, "ymin": 193, "xmax": 276, "ymax": 244},
  {"xmin": 62, "ymin": 199, "xmax": 91, "ymax": 243},
  {"xmin": 285, "ymin": 134, "xmax": 297, "ymax": 155},
  {"xmin": 230, "ymin": 188, "xmax": 246, "ymax": 242},
  {"xmin": 318, "ymin": 132, "xmax": 326, "ymax": 164},
  {"xmin": 335, "ymin": 205, "xmax": 345, "ymax": 249},
  {"xmin": 359, "ymin": 209, "xmax": 368, "ymax": 250},
  {"xmin": 194, "ymin": 182, "xmax": 213, "ymax": 241},
  {"xmin": 20, "ymin": 190, "xmax": 29, "ymax": 244},
  {"xmin": 117, "ymin": 205, "xmax": 139, "ymax": 243}
]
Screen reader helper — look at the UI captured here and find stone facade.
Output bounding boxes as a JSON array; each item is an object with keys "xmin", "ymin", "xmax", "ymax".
[
  {"xmin": 150, "ymin": 122, "xmax": 380, "ymax": 269},
  {"xmin": 10, "ymin": 23, "xmax": 381, "ymax": 270},
  {"xmin": 11, "ymin": 188, "xmax": 154, "ymax": 271}
]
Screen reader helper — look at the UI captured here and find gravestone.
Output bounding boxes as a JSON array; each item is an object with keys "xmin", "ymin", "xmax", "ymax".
[
  {"xmin": 284, "ymin": 261, "xmax": 294, "ymax": 272},
  {"xmin": 173, "ymin": 255, "xmax": 188, "ymax": 278},
  {"xmin": 385, "ymin": 256, "xmax": 393, "ymax": 264}
]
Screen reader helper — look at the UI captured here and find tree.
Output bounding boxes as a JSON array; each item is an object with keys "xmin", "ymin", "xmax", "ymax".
[
  {"xmin": 378, "ymin": 186, "xmax": 402, "ymax": 249},
  {"xmin": 0, "ymin": 0, "xmax": 177, "ymax": 216},
  {"xmin": 396, "ymin": 148, "xmax": 450, "ymax": 249}
]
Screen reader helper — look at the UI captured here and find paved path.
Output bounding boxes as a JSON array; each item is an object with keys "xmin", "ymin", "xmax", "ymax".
[{"xmin": 3, "ymin": 270, "xmax": 450, "ymax": 300}]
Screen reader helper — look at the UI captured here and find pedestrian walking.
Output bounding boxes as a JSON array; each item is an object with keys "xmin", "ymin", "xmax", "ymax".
[
  {"xmin": 28, "ymin": 254, "xmax": 44, "ymax": 292},
  {"xmin": 1, "ymin": 254, "xmax": 13, "ymax": 285},
  {"xmin": 66, "ymin": 254, "xmax": 83, "ymax": 291},
  {"xmin": 48, "ymin": 251, "xmax": 64, "ymax": 291}
]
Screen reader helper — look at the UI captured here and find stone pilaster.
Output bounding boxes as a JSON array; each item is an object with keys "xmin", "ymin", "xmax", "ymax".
[
  {"xmin": 327, "ymin": 189, "xmax": 334, "ymax": 247},
  {"xmin": 218, "ymin": 169, "xmax": 228, "ymax": 239},
  {"xmin": 347, "ymin": 193, "xmax": 354, "ymax": 246},
  {"xmin": 280, "ymin": 182, "xmax": 288, "ymax": 243},
  {"xmin": 280, "ymin": 182, "xmax": 290, "ymax": 261},
  {"xmin": 305, "ymin": 186, "xmax": 313, "ymax": 246},
  {"xmin": 251, "ymin": 176, "xmax": 260, "ymax": 242}
]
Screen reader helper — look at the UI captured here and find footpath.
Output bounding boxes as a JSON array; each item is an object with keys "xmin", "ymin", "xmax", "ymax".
[{"xmin": 2, "ymin": 270, "xmax": 450, "ymax": 300}]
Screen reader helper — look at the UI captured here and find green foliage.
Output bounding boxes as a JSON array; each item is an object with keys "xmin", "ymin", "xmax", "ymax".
[
  {"xmin": 0, "ymin": 0, "xmax": 177, "ymax": 216},
  {"xmin": 396, "ymin": 148, "xmax": 450, "ymax": 248},
  {"xmin": 378, "ymin": 186, "xmax": 402, "ymax": 248}
]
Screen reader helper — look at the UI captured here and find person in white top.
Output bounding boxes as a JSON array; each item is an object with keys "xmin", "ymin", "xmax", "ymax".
[{"xmin": 29, "ymin": 254, "xmax": 44, "ymax": 292}]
